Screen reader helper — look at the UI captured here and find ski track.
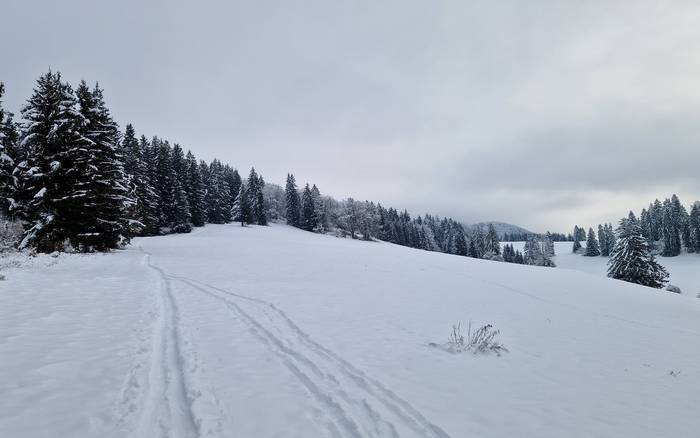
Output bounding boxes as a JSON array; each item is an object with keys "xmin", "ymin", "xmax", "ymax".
[
  {"xmin": 134, "ymin": 248, "xmax": 199, "ymax": 438},
  {"xmin": 171, "ymin": 275, "xmax": 451, "ymax": 438}
]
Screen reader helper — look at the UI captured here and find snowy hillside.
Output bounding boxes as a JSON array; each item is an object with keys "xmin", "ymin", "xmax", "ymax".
[
  {"xmin": 508, "ymin": 241, "xmax": 700, "ymax": 297},
  {"xmin": 1, "ymin": 224, "xmax": 699, "ymax": 438}
]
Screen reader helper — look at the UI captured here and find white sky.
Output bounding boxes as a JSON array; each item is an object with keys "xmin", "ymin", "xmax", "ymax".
[{"xmin": 2, "ymin": 0, "xmax": 699, "ymax": 232}]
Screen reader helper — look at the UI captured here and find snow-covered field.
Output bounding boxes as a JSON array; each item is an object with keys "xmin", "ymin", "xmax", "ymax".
[
  {"xmin": 508, "ymin": 241, "xmax": 700, "ymax": 297},
  {"xmin": 1, "ymin": 224, "xmax": 699, "ymax": 438}
]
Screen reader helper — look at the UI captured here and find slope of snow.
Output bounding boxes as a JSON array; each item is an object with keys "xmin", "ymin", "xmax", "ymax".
[
  {"xmin": 1, "ymin": 224, "xmax": 699, "ymax": 438},
  {"xmin": 508, "ymin": 241, "xmax": 700, "ymax": 297}
]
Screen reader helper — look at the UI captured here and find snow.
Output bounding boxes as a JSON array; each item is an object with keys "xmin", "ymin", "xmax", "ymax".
[
  {"xmin": 508, "ymin": 241, "xmax": 700, "ymax": 297},
  {"xmin": 1, "ymin": 224, "xmax": 699, "ymax": 438},
  {"xmin": 33, "ymin": 187, "xmax": 47, "ymax": 199}
]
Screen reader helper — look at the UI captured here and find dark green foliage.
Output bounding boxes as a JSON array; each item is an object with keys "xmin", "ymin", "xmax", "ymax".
[
  {"xmin": 0, "ymin": 82, "xmax": 17, "ymax": 216},
  {"xmin": 572, "ymin": 225, "xmax": 582, "ymax": 253},
  {"xmin": 70, "ymin": 81, "xmax": 133, "ymax": 250},
  {"xmin": 300, "ymin": 183, "xmax": 316, "ymax": 231},
  {"xmin": 231, "ymin": 183, "xmax": 251, "ymax": 226},
  {"xmin": 484, "ymin": 224, "xmax": 501, "ymax": 256},
  {"xmin": 584, "ymin": 227, "xmax": 600, "ymax": 257},
  {"xmin": 185, "ymin": 151, "xmax": 206, "ymax": 227},
  {"xmin": 248, "ymin": 168, "xmax": 267, "ymax": 225},
  {"xmin": 688, "ymin": 204, "xmax": 700, "ymax": 254},
  {"xmin": 608, "ymin": 212, "xmax": 668, "ymax": 289},
  {"xmin": 285, "ymin": 173, "xmax": 301, "ymax": 227},
  {"xmin": 15, "ymin": 72, "xmax": 93, "ymax": 251},
  {"xmin": 121, "ymin": 126, "xmax": 160, "ymax": 235}
]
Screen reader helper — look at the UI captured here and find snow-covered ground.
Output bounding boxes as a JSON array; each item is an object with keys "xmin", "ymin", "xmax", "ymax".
[
  {"xmin": 507, "ymin": 241, "xmax": 700, "ymax": 297},
  {"xmin": 1, "ymin": 224, "xmax": 699, "ymax": 438}
]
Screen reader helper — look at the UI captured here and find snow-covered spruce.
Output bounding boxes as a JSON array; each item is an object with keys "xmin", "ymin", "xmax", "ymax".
[{"xmin": 607, "ymin": 212, "xmax": 668, "ymax": 289}]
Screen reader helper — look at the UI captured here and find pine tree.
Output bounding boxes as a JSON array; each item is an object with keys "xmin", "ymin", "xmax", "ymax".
[
  {"xmin": 152, "ymin": 139, "xmax": 175, "ymax": 229},
  {"xmin": 583, "ymin": 227, "xmax": 600, "ymax": 256},
  {"xmin": 607, "ymin": 212, "xmax": 668, "ymax": 288},
  {"xmin": 15, "ymin": 72, "xmax": 92, "ymax": 251},
  {"xmin": 544, "ymin": 231, "xmax": 555, "ymax": 257},
  {"xmin": 247, "ymin": 167, "xmax": 266, "ymax": 225},
  {"xmin": 661, "ymin": 197, "xmax": 681, "ymax": 257},
  {"xmin": 502, "ymin": 244, "xmax": 513, "ymax": 262},
  {"xmin": 137, "ymin": 135, "xmax": 163, "ymax": 234},
  {"xmin": 72, "ymin": 81, "xmax": 133, "ymax": 250},
  {"xmin": 231, "ymin": 183, "xmax": 251, "ymax": 226},
  {"xmin": 248, "ymin": 169, "xmax": 267, "ymax": 225},
  {"xmin": 310, "ymin": 184, "xmax": 324, "ymax": 231},
  {"xmin": 472, "ymin": 226, "xmax": 485, "ymax": 258},
  {"xmin": 168, "ymin": 143, "xmax": 192, "ymax": 232},
  {"xmin": 205, "ymin": 159, "xmax": 230, "ymax": 223},
  {"xmin": 688, "ymin": 203, "xmax": 700, "ymax": 254},
  {"xmin": 285, "ymin": 173, "xmax": 300, "ymax": 227},
  {"xmin": 0, "ymin": 82, "xmax": 16, "ymax": 216},
  {"xmin": 223, "ymin": 166, "xmax": 241, "ymax": 219},
  {"xmin": 300, "ymin": 183, "xmax": 316, "ymax": 231},
  {"xmin": 523, "ymin": 236, "xmax": 541, "ymax": 265},
  {"xmin": 455, "ymin": 231, "xmax": 468, "ymax": 256},
  {"xmin": 184, "ymin": 151, "xmax": 206, "ymax": 227},
  {"xmin": 484, "ymin": 223, "xmax": 501, "ymax": 256},
  {"xmin": 572, "ymin": 225, "xmax": 582, "ymax": 253},
  {"xmin": 650, "ymin": 199, "xmax": 663, "ymax": 243}
]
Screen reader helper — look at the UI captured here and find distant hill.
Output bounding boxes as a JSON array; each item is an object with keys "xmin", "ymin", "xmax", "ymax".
[{"xmin": 465, "ymin": 221, "xmax": 534, "ymax": 238}]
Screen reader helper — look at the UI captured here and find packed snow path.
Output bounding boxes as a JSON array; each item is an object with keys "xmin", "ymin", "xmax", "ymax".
[{"xmin": 1, "ymin": 223, "xmax": 700, "ymax": 437}]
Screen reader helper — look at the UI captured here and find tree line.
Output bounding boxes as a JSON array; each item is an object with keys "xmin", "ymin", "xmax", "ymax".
[
  {"xmin": 282, "ymin": 173, "xmax": 562, "ymax": 267},
  {"xmin": 0, "ymin": 72, "xmax": 270, "ymax": 252},
  {"xmin": 571, "ymin": 194, "xmax": 700, "ymax": 260},
  {"xmin": 569, "ymin": 194, "xmax": 700, "ymax": 289}
]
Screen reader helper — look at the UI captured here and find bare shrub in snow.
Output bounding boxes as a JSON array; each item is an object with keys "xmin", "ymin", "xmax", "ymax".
[
  {"xmin": 437, "ymin": 321, "xmax": 508, "ymax": 356},
  {"xmin": 665, "ymin": 284, "xmax": 681, "ymax": 294}
]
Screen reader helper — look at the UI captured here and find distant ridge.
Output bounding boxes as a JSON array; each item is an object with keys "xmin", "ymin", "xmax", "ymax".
[{"xmin": 465, "ymin": 221, "xmax": 534, "ymax": 238}]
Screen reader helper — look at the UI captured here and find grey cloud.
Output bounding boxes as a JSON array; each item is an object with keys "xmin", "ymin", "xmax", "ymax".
[{"xmin": 1, "ymin": 0, "xmax": 699, "ymax": 231}]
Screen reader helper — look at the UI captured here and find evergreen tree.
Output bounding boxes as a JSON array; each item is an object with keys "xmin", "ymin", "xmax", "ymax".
[
  {"xmin": 223, "ymin": 166, "xmax": 241, "ymax": 218},
  {"xmin": 523, "ymin": 236, "xmax": 541, "ymax": 265},
  {"xmin": 300, "ymin": 183, "xmax": 316, "ymax": 231},
  {"xmin": 544, "ymin": 231, "xmax": 555, "ymax": 257},
  {"xmin": 285, "ymin": 173, "xmax": 300, "ymax": 227},
  {"xmin": 310, "ymin": 184, "xmax": 325, "ymax": 231},
  {"xmin": 607, "ymin": 212, "xmax": 668, "ymax": 288},
  {"xmin": 661, "ymin": 197, "xmax": 682, "ymax": 256},
  {"xmin": 584, "ymin": 227, "xmax": 600, "ymax": 256},
  {"xmin": 205, "ymin": 159, "xmax": 231, "ymax": 223},
  {"xmin": 231, "ymin": 183, "xmax": 251, "ymax": 226},
  {"xmin": 650, "ymin": 199, "xmax": 663, "ymax": 243},
  {"xmin": 138, "ymin": 135, "xmax": 163, "ymax": 234},
  {"xmin": 15, "ymin": 72, "xmax": 92, "ymax": 251},
  {"xmin": 248, "ymin": 169, "xmax": 267, "ymax": 225},
  {"xmin": 72, "ymin": 81, "xmax": 133, "ymax": 250},
  {"xmin": 688, "ymin": 203, "xmax": 700, "ymax": 254},
  {"xmin": 247, "ymin": 167, "xmax": 266, "ymax": 225},
  {"xmin": 121, "ymin": 125, "xmax": 159, "ymax": 234},
  {"xmin": 572, "ymin": 225, "xmax": 582, "ymax": 253},
  {"xmin": 514, "ymin": 250, "xmax": 525, "ymax": 264},
  {"xmin": 597, "ymin": 224, "xmax": 607, "ymax": 256},
  {"xmin": 502, "ymin": 243, "xmax": 513, "ymax": 262},
  {"xmin": 471, "ymin": 226, "xmax": 485, "ymax": 258},
  {"xmin": 455, "ymin": 231, "xmax": 468, "ymax": 256},
  {"xmin": 0, "ymin": 82, "xmax": 16, "ymax": 216},
  {"xmin": 185, "ymin": 151, "xmax": 206, "ymax": 227},
  {"xmin": 484, "ymin": 223, "xmax": 501, "ymax": 256}
]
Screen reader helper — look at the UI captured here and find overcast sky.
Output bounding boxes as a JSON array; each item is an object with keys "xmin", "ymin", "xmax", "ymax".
[{"xmin": 2, "ymin": 0, "xmax": 699, "ymax": 232}]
